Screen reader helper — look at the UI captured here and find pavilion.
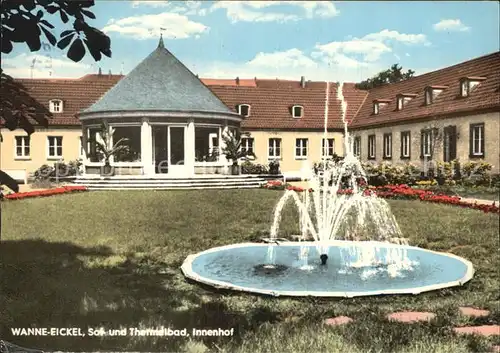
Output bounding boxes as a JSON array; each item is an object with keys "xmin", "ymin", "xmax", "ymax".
[{"xmin": 77, "ymin": 36, "xmax": 242, "ymax": 177}]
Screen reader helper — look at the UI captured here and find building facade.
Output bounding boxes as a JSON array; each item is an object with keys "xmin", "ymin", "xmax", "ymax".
[
  {"xmin": 349, "ymin": 51, "xmax": 500, "ymax": 173},
  {"xmin": 1, "ymin": 42, "xmax": 499, "ymax": 181}
]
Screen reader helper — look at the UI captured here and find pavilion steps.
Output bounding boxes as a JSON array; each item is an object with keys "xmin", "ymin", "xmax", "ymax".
[{"xmin": 72, "ymin": 175, "xmax": 272, "ymax": 190}]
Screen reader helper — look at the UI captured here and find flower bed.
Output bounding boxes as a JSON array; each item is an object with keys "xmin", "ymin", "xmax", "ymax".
[
  {"xmin": 3, "ymin": 185, "xmax": 88, "ymax": 200},
  {"xmin": 261, "ymin": 181, "xmax": 499, "ymax": 214}
]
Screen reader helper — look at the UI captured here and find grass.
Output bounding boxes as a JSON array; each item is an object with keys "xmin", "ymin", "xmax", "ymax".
[{"xmin": 1, "ymin": 189, "xmax": 499, "ymax": 353}]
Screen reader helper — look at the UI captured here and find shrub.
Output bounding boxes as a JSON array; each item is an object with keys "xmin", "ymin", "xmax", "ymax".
[
  {"xmin": 362, "ymin": 162, "xmax": 419, "ymax": 186},
  {"xmin": 241, "ymin": 161, "xmax": 269, "ymax": 175},
  {"xmin": 268, "ymin": 159, "xmax": 280, "ymax": 175},
  {"xmin": 490, "ymin": 174, "xmax": 500, "ymax": 188},
  {"xmin": 33, "ymin": 159, "xmax": 83, "ymax": 181},
  {"xmin": 458, "ymin": 161, "xmax": 493, "ymax": 186}
]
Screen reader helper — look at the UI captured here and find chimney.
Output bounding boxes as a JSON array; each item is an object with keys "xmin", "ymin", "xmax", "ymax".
[
  {"xmin": 98, "ymin": 67, "xmax": 102, "ymax": 76},
  {"xmin": 235, "ymin": 77, "xmax": 240, "ymax": 85},
  {"xmin": 108, "ymin": 69, "xmax": 112, "ymax": 76},
  {"xmin": 300, "ymin": 76, "xmax": 306, "ymax": 88}
]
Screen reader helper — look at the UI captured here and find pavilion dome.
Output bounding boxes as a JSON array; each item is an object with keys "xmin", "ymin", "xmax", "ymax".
[{"xmin": 83, "ymin": 36, "xmax": 234, "ymax": 115}]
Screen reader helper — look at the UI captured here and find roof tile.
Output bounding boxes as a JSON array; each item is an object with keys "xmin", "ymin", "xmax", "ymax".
[{"xmin": 351, "ymin": 51, "xmax": 500, "ymax": 128}]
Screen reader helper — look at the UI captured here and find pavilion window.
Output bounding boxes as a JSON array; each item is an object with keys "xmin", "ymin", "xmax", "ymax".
[
  {"xmin": 112, "ymin": 126, "xmax": 142, "ymax": 162},
  {"xmin": 87, "ymin": 127, "xmax": 102, "ymax": 162},
  {"xmin": 195, "ymin": 126, "xmax": 220, "ymax": 162}
]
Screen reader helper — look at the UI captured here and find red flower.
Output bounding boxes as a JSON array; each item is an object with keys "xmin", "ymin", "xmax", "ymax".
[{"xmin": 4, "ymin": 186, "xmax": 88, "ymax": 200}]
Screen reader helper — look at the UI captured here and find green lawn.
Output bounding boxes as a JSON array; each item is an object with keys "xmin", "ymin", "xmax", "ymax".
[{"xmin": 1, "ymin": 190, "xmax": 499, "ymax": 353}]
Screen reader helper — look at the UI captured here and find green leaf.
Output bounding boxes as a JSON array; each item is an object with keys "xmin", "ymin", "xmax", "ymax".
[
  {"xmin": 1, "ymin": 36, "xmax": 13, "ymax": 54},
  {"xmin": 60, "ymin": 30, "xmax": 74, "ymax": 38},
  {"xmin": 0, "ymin": 170, "xmax": 19, "ymax": 193},
  {"xmin": 45, "ymin": 5, "xmax": 58, "ymax": 14},
  {"xmin": 60, "ymin": 10, "xmax": 69, "ymax": 23},
  {"xmin": 41, "ymin": 26, "xmax": 57, "ymax": 46},
  {"xmin": 83, "ymin": 39, "xmax": 101, "ymax": 61},
  {"xmin": 40, "ymin": 19, "xmax": 55, "ymax": 29},
  {"xmin": 67, "ymin": 38, "xmax": 86, "ymax": 62},
  {"xmin": 57, "ymin": 33, "xmax": 75, "ymax": 50},
  {"xmin": 81, "ymin": 9, "xmax": 96, "ymax": 19},
  {"xmin": 25, "ymin": 31, "xmax": 41, "ymax": 52}
]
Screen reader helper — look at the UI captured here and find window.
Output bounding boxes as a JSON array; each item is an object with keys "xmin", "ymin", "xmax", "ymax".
[
  {"xmin": 15, "ymin": 136, "xmax": 30, "ymax": 158},
  {"xmin": 79, "ymin": 136, "xmax": 84, "ymax": 158},
  {"xmin": 47, "ymin": 136, "xmax": 63, "ymax": 159},
  {"xmin": 470, "ymin": 123, "xmax": 485, "ymax": 157},
  {"xmin": 238, "ymin": 104, "xmax": 251, "ymax": 117},
  {"xmin": 321, "ymin": 138, "xmax": 335, "ymax": 157},
  {"xmin": 368, "ymin": 135, "xmax": 376, "ymax": 159},
  {"xmin": 241, "ymin": 137, "xmax": 254, "ymax": 157},
  {"xmin": 425, "ymin": 88, "xmax": 433, "ymax": 105},
  {"xmin": 113, "ymin": 126, "xmax": 141, "ymax": 162},
  {"xmin": 292, "ymin": 105, "xmax": 303, "ymax": 118},
  {"xmin": 425, "ymin": 87, "xmax": 445, "ymax": 105},
  {"xmin": 460, "ymin": 78, "xmax": 482, "ymax": 97},
  {"xmin": 400, "ymin": 131, "xmax": 411, "ymax": 159},
  {"xmin": 87, "ymin": 127, "xmax": 102, "ymax": 162},
  {"xmin": 397, "ymin": 97, "xmax": 404, "ymax": 111},
  {"xmin": 443, "ymin": 126, "xmax": 457, "ymax": 162},
  {"xmin": 295, "ymin": 138, "xmax": 308, "ymax": 159},
  {"xmin": 373, "ymin": 101, "xmax": 389, "ymax": 115},
  {"xmin": 49, "ymin": 99, "xmax": 63, "ymax": 113},
  {"xmin": 420, "ymin": 129, "xmax": 434, "ymax": 158},
  {"xmin": 397, "ymin": 95, "xmax": 416, "ymax": 110},
  {"xmin": 460, "ymin": 80, "xmax": 469, "ymax": 97},
  {"xmin": 352, "ymin": 136, "xmax": 361, "ymax": 157},
  {"xmin": 383, "ymin": 133, "xmax": 392, "ymax": 159},
  {"xmin": 268, "ymin": 138, "xmax": 281, "ymax": 159},
  {"xmin": 195, "ymin": 127, "xmax": 220, "ymax": 162}
]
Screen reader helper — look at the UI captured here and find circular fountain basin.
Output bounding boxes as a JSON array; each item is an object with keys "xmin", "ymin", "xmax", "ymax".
[{"xmin": 181, "ymin": 241, "xmax": 474, "ymax": 297}]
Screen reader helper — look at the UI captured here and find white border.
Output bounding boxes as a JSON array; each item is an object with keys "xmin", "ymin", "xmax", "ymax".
[{"xmin": 181, "ymin": 241, "xmax": 475, "ymax": 298}]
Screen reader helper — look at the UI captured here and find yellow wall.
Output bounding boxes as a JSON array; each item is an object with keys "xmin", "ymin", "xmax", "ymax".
[
  {"xmin": 2, "ymin": 112, "xmax": 497, "ymax": 178},
  {"xmin": 242, "ymin": 130, "xmax": 345, "ymax": 172},
  {"xmin": 0, "ymin": 127, "xmax": 82, "ymax": 174},
  {"xmin": 350, "ymin": 112, "xmax": 500, "ymax": 172}
]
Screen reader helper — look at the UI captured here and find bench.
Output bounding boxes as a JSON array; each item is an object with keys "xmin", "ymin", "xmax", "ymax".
[
  {"xmin": 2, "ymin": 169, "xmax": 28, "ymax": 185},
  {"xmin": 283, "ymin": 171, "xmax": 308, "ymax": 183}
]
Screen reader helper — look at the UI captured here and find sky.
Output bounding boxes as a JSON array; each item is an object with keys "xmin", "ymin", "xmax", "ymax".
[{"xmin": 2, "ymin": 1, "xmax": 499, "ymax": 83}]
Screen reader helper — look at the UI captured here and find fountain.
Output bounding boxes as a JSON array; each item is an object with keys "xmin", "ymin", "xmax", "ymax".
[{"xmin": 181, "ymin": 82, "xmax": 474, "ymax": 297}]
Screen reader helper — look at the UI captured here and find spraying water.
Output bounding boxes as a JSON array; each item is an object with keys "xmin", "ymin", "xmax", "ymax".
[{"xmin": 268, "ymin": 82, "xmax": 412, "ymax": 276}]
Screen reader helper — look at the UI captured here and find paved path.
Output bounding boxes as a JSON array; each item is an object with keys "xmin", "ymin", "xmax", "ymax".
[{"xmin": 459, "ymin": 197, "xmax": 498, "ymax": 206}]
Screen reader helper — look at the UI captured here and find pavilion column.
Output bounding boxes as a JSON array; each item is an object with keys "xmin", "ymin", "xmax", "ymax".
[
  {"xmin": 141, "ymin": 118, "xmax": 153, "ymax": 175},
  {"xmin": 220, "ymin": 121, "xmax": 230, "ymax": 174},
  {"xmin": 185, "ymin": 119, "xmax": 195, "ymax": 176}
]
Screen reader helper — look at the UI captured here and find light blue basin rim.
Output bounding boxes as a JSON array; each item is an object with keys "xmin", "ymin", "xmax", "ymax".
[{"xmin": 181, "ymin": 241, "xmax": 475, "ymax": 297}]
